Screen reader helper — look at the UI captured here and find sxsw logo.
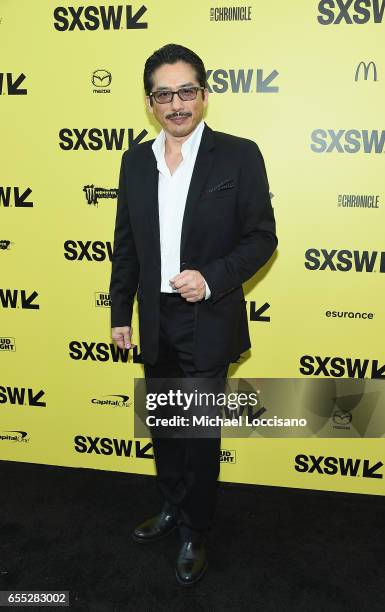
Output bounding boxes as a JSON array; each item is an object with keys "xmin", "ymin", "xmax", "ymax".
[
  {"xmin": 64, "ymin": 240, "xmax": 113, "ymax": 261},
  {"xmin": 95, "ymin": 291, "xmax": 111, "ymax": 308},
  {"xmin": 53, "ymin": 5, "xmax": 147, "ymax": 30},
  {"xmin": 0, "ymin": 386, "xmax": 46, "ymax": 407},
  {"xmin": 220, "ymin": 449, "xmax": 236, "ymax": 463},
  {"xmin": 69, "ymin": 340, "xmax": 142, "ymax": 363},
  {"xmin": 0, "ymin": 187, "xmax": 33, "ymax": 207},
  {"xmin": 355, "ymin": 61, "xmax": 378, "ymax": 81},
  {"xmin": 295, "ymin": 454, "xmax": 383, "ymax": 479},
  {"xmin": 248, "ymin": 301, "xmax": 270, "ymax": 322},
  {"xmin": 305, "ymin": 248, "xmax": 385, "ymax": 272},
  {"xmin": 311, "ymin": 130, "xmax": 385, "ymax": 153},
  {"xmin": 317, "ymin": 0, "xmax": 385, "ymax": 24},
  {"xmin": 0, "ymin": 338, "xmax": 15, "ymax": 352},
  {"xmin": 299, "ymin": 355, "xmax": 385, "ymax": 378},
  {"xmin": 0, "ymin": 73, "xmax": 27, "ymax": 95},
  {"xmin": 74, "ymin": 435, "xmax": 153, "ymax": 458},
  {"xmin": 59, "ymin": 128, "xmax": 148, "ymax": 150},
  {"xmin": 206, "ymin": 69, "xmax": 279, "ymax": 93},
  {"xmin": 0, "ymin": 290, "xmax": 40, "ymax": 309}
]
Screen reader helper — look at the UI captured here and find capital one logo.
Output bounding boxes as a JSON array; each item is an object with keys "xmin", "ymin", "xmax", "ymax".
[
  {"xmin": 53, "ymin": 5, "xmax": 147, "ymax": 30},
  {"xmin": 305, "ymin": 248, "xmax": 385, "ymax": 272},
  {"xmin": 355, "ymin": 61, "xmax": 378, "ymax": 81},
  {"xmin": 318, "ymin": 0, "xmax": 385, "ymax": 24},
  {"xmin": 311, "ymin": 130, "xmax": 385, "ymax": 153}
]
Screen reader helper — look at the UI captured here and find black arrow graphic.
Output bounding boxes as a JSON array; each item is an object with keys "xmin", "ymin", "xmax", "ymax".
[
  {"xmin": 15, "ymin": 187, "xmax": 33, "ymax": 208},
  {"xmin": 256, "ymin": 69, "xmax": 279, "ymax": 93},
  {"xmin": 7, "ymin": 73, "xmax": 27, "ymax": 95},
  {"xmin": 126, "ymin": 5, "xmax": 147, "ymax": 29},
  {"xmin": 362, "ymin": 460, "xmax": 383, "ymax": 479},
  {"xmin": 21, "ymin": 290, "xmax": 39, "ymax": 309},
  {"xmin": 135, "ymin": 441, "xmax": 153, "ymax": 459},
  {"xmin": 28, "ymin": 389, "xmax": 46, "ymax": 407},
  {"xmin": 371, "ymin": 360, "xmax": 385, "ymax": 379},
  {"xmin": 128, "ymin": 128, "xmax": 148, "ymax": 148},
  {"xmin": 250, "ymin": 301, "xmax": 270, "ymax": 322}
]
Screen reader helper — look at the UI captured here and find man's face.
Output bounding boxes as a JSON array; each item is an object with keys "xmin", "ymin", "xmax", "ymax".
[{"xmin": 146, "ymin": 60, "xmax": 208, "ymax": 139}]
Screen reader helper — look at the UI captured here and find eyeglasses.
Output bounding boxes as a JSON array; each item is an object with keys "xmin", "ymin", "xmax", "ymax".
[{"xmin": 149, "ymin": 86, "xmax": 205, "ymax": 104}]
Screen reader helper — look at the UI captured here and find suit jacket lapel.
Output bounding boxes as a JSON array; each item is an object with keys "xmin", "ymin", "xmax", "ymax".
[{"xmin": 180, "ymin": 122, "xmax": 215, "ymax": 257}]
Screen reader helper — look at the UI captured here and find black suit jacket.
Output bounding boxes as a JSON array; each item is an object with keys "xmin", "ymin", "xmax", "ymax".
[{"xmin": 109, "ymin": 122, "xmax": 278, "ymax": 369}]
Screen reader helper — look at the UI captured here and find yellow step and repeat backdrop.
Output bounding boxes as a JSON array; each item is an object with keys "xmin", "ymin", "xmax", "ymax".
[{"xmin": 1, "ymin": 1, "xmax": 384, "ymax": 495}]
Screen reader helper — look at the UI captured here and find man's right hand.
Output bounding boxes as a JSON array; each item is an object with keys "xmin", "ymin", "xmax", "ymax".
[{"xmin": 111, "ymin": 326, "xmax": 134, "ymax": 350}]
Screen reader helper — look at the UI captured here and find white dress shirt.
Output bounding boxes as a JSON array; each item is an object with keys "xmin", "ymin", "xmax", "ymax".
[{"xmin": 152, "ymin": 118, "xmax": 211, "ymax": 299}]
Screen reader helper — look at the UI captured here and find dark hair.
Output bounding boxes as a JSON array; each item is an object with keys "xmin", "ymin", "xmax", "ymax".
[{"xmin": 143, "ymin": 43, "xmax": 207, "ymax": 97}]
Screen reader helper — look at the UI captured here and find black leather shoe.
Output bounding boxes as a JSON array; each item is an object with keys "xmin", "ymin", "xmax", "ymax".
[
  {"xmin": 175, "ymin": 540, "xmax": 208, "ymax": 586},
  {"xmin": 132, "ymin": 510, "xmax": 178, "ymax": 543}
]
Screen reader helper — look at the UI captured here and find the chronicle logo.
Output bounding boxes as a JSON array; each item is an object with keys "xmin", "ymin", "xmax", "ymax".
[
  {"xmin": 338, "ymin": 194, "xmax": 380, "ymax": 208},
  {"xmin": 59, "ymin": 128, "xmax": 148, "ymax": 151},
  {"xmin": 92, "ymin": 69, "xmax": 111, "ymax": 94},
  {"xmin": 311, "ymin": 130, "xmax": 385, "ymax": 153},
  {"xmin": 355, "ymin": 61, "xmax": 378, "ymax": 81},
  {"xmin": 74, "ymin": 435, "xmax": 153, "ymax": 458},
  {"xmin": 69, "ymin": 340, "xmax": 142, "ymax": 363},
  {"xmin": 91, "ymin": 394, "xmax": 131, "ymax": 408},
  {"xmin": 317, "ymin": 0, "xmax": 385, "ymax": 24},
  {"xmin": 305, "ymin": 248, "xmax": 385, "ymax": 272},
  {"xmin": 206, "ymin": 69, "xmax": 279, "ymax": 93},
  {"xmin": 0, "ymin": 240, "xmax": 12, "ymax": 250},
  {"xmin": 294, "ymin": 454, "xmax": 383, "ymax": 479},
  {"xmin": 209, "ymin": 6, "xmax": 252, "ymax": 21},
  {"xmin": 0, "ymin": 187, "xmax": 33, "ymax": 207},
  {"xmin": 53, "ymin": 5, "xmax": 148, "ymax": 31},
  {"xmin": 220, "ymin": 449, "xmax": 237, "ymax": 463},
  {"xmin": 0, "ymin": 385, "xmax": 46, "ymax": 407},
  {"xmin": 0, "ymin": 73, "xmax": 27, "ymax": 95},
  {"xmin": 95, "ymin": 291, "xmax": 111, "ymax": 308},
  {"xmin": 83, "ymin": 185, "xmax": 118, "ymax": 206},
  {"xmin": 0, "ymin": 430, "xmax": 30, "ymax": 443},
  {"xmin": 0, "ymin": 338, "xmax": 15, "ymax": 352},
  {"xmin": 299, "ymin": 355, "xmax": 385, "ymax": 378},
  {"xmin": 64, "ymin": 240, "xmax": 113, "ymax": 261},
  {"xmin": 0, "ymin": 290, "xmax": 40, "ymax": 309}
]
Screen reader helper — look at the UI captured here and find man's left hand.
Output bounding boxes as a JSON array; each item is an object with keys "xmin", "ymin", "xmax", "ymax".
[{"xmin": 170, "ymin": 270, "xmax": 206, "ymax": 302}]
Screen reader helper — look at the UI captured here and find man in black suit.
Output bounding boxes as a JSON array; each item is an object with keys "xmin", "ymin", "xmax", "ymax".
[{"xmin": 109, "ymin": 43, "xmax": 277, "ymax": 586}]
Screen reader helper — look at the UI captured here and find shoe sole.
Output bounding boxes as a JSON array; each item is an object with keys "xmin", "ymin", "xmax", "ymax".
[
  {"xmin": 175, "ymin": 560, "xmax": 208, "ymax": 586},
  {"xmin": 131, "ymin": 524, "xmax": 178, "ymax": 544}
]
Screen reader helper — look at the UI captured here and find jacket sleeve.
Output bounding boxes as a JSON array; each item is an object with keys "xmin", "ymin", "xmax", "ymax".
[
  {"xmin": 197, "ymin": 140, "xmax": 277, "ymax": 303},
  {"xmin": 109, "ymin": 151, "xmax": 139, "ymax": 327}
]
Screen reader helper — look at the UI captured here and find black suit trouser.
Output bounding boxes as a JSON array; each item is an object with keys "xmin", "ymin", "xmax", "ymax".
[{"xmin": 143, "ymin": 292, "xmax": 229, "ymax": 542}]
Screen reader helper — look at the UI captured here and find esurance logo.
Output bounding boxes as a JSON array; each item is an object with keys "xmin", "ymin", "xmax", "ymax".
[
  {"xmin": 53, "ymin": 5, "xmax": 147, "ymax": 30},
  {"xmin": 299, "ymin": 355, "xmax": 385, "ymax": 378},
  {"xmin": 311, "ymin": 130, "xmax": 385, "ymax": 153},
  {"xmin": 59, "ymin": 128, "xmax": 148, "ymax": 150},
  {"xmin": 74, "ymin": 435, "xmax": 153, "ymax": 458},
  {"xmin": 317, "ymin": 0, "xmax": 385, "ymax": 24},
  {"xmin": 305, "ymin": 249, "xmax": 385, "ymax": 272},
  {"xmin": 206, "ymin": 69, "xmax": 279, "ymax": 93},
  {"xmin": 295, "ymin": 454, "xmax": 383, "ymax": 479}
]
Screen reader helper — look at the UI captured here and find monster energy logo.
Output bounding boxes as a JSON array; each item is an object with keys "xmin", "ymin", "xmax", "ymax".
[{"xmin": 83, "ymin": 185, "xmax": 118, "ymax": 206}]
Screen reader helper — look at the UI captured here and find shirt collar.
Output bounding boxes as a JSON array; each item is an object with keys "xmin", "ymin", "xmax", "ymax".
[{"xmin": 152, "ymin": 119, "xmax": 205, "ymax": 166}]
